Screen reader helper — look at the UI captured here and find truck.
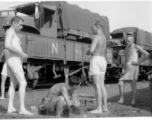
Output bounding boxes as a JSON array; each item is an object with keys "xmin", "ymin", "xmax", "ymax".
[
  {"xmin": 110, "ymin": 27, "xmax": 152, "ymax": 81},
  {"xmin": 0, "ymin": 1, "xmax": 111, "ymax": 89}
]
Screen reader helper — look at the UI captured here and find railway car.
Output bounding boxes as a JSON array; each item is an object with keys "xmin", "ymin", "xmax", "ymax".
[{"xmin": 0, "ymin": 1, "xmax": 112, "ymax": 89}]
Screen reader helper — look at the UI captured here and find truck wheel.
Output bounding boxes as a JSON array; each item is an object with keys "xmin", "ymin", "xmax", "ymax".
[
  {"xmin": 25, "ymin": 72, "xmax": 39, "ymax": 90},
  {"xmin": 27, "ymin": 79, "xmax": 39, "ymax": 90}
]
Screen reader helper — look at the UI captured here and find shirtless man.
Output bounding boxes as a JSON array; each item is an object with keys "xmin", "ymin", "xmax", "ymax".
[
  {"xmin": 118, "ymin": 32, "xmax": 149, "ymax": 106},
  {"xmin": 39, "ymin": 76, "xmax": 81, "ymax": 117},
  {"xmin": 86, "ymin": 20, "xmax": 108, "ymax": 114},
  {"xmin": 5, "ymin": 16, "xmax": 33, "ymax": 115}
]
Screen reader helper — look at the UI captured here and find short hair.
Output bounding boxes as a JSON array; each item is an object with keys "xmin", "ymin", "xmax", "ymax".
[
  {"xmin": 93, "ymin": 20, "xmax": 103, "ymax": 28},
  {"xmin": 11, "ymin": 16, "xmax": 24, "ymax": 24},
  {"xmin": 93, "ymin": 20, "xmax": 106, "ymax": 35},
  {"xmin": 68, "ymin": 76, "xmax": 81, "ymax": 86},
  {"xmin": 127, "ymin": 31, "xmax": 135, "ymax": 37}
]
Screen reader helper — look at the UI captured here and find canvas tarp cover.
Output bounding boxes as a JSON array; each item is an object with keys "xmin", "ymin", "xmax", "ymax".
[
  {"xmin": 111, "ymin": 27, "xmax": 152, "ymax": 47},
  {"xmin": 0, "ymin": 17, "xmax": 7, "ymax": 36},
  {"xmin": 136, "ymin": 29, "xmax": 147, "ymax": 47},
  {"xmin": 111, "ymin": 27, "xmax": 138, "ymax": 34},
  {"xmin": 43, "ymin": 1, "xmax": 110, "ymax": 37},
  {"xmin": 145, "ymin": 31, "xmax": 152, "ymax": 48},
  {"xmin": 0, "ymin": 16, "xmax": 40, "ymax": 34}
]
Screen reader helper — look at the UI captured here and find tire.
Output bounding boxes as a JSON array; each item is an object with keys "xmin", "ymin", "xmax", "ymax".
[
  {"xmin": 26, "ymin": 79, "xmax": 39, "ymax": 90},
  {"xmin": 25, "ymin": 72, "xmax": 39, "ymax": 90}
]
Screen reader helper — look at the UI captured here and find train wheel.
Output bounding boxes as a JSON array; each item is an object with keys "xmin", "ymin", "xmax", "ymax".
[
  {"xmin": 26, "ymin": 79, "xmax": 39, "ymax": 90},
  {"xmin": 25, "ymin": 72, "xmax": 39, "ymax": 90}
]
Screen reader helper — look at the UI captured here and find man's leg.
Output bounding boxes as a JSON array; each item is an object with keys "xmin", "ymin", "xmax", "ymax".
[
  {"xmin": 118, "ymin": 80, "xmax": 125, "ymax": 104},
  {"xmin": 13, "ymin": 71, "xmax": 33, "ymax": 115},
  {"xmin": 56, "ymin": 98, "xmax": 65, "ymax": 117},
  {"xmin": 131, "ymin": 67, "xmax": 139, "ymax": 106},
  {"xmin": 100, "ymin": 73, "xmax": 108, "ymax": 112},
  {"xmin": 7, "ymin": 73, "xmax": 17, "ymax": 113},
  {"xmin": 47, "ymin": 96, "xmax": 65, "ymax": 117},
  {"xmin": 130, "ymin": 79, "xmax": 137, "ymax": 106},
  {"xmin": 88, "ymin": 74, "xmax": 102, "ymax": 114},
  {"xmin": 0, "ymin": 75, "xmax": 7, "ymax": 99}
]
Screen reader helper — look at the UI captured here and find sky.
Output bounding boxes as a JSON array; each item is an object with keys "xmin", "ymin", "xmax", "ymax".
[{"xmin": 0, "ymin": 0, "xmax": 151, "ymax": 33}]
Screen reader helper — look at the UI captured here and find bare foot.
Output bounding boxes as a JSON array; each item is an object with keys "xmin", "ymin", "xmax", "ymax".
[
  {"xmin": 19, "ymin": 109, "xmax": 33, "ymax": 116},
  {"xmin": 88, "ymin": 109, "xmax": 102, "ymax": 114},
  {"xmin": 56, "ymin": 115, "xmax": 61, "ymax": 118},
  {"xmin": 0, "ymin": 97, "xmax": 5, "ymax": 100},
  {"xmin": 7, "ymin": 107, "xmax": 17, "ymax": 113},
  {"xmin": 118, "ymin": 99, "xmax": 124, "ymax": 104},
  {"xmin": 102, "ymin": 106, "xmax": 108, "ymax": 112},
  {"xmin": 131, "ymin": 101, "xmax": 136, "ymax": 107}
]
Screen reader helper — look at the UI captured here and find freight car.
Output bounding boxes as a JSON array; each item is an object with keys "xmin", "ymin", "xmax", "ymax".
[{"xmin": 0, "ymin": 1, "xmax": 112, "ymax": 89}]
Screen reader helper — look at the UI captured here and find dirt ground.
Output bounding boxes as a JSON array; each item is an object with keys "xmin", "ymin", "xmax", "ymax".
[{"xmin": 0, "ymin": 81, "xmax": 151, "ymax": 118}]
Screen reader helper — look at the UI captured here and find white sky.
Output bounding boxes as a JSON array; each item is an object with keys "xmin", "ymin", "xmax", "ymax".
[{"xmin": 0, "ymin": 0, "xmax": 151, "ymax": 33}]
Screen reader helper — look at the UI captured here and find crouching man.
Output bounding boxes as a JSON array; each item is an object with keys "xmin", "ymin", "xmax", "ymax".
[{"xmin": 39, "ymin": 76, "xmax": 81, "ymax": 117}]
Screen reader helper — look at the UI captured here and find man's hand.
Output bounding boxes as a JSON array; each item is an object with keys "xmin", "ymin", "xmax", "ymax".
[
  {"xmin": 122, "ymin": 69, "xmax": 124, "ymax": 75},
  {"xmin": 20, "ymin": 52, "xmax": 28, "ymax": 59},
  {"xmin": 131, "ymin": 61, "xmax": 139, "ymax": 66},
  {"xmin": 70, "ymin": 105, "xmax": 81, "ymax": 115},
  {"xmin": 53, "ymin": 74, "xmax": 61, "ymax": 79},
  {"xmin": 86, "ymin": 47, "xmax": 91, "ymax": 55},
  {"xmin": 53, "ymin": 75, "xmax": 58, "ymax": 79}
]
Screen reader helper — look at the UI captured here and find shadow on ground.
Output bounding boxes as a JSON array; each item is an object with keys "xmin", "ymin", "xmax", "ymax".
[
  {"xmin": 0, "ymin": 104, "xmax": 7, "ymax": 113},
  {"xmin": 108, "ymin": 85, "xmax": 152, "ymax": 114}
]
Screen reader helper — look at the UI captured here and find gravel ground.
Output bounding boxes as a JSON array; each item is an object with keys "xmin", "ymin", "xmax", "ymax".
[{"xmin": 0, "ymin": 81, "xmax": 151, "ymax": 118}]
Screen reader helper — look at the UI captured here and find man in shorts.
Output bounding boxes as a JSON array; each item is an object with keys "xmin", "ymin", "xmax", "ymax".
[
  {"xmin": 118, "ymin": 32, "xmax": 149, "ymax": 106},
  {"xmin": 5, "ymin": 16, "xmax": 33, "ymax": 115},
  {"xmin": 86, "ymin": 20, "xmax": 108, "ymax": 114},
  {"xmin": 38, "ymin": 76, "xmax": 81, "ymax": 117}
]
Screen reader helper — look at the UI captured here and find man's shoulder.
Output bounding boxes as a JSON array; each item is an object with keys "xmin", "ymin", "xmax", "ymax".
[
  {"xmin": 94, "ymin": 34, "xmax": 105, "ymax": 41},
  {"xmin": 59, "ymin": 83, "xmax": 69, "ymax": 93},
  {"xmin": 134, "ymin": 44, "xmax": 141, "ymax": 49},
  {"xmin": 6, "ymin": 28, "xmax": 15, "ymax": 35},
  {"xmin": 57, "ymin": 83, "xmax": 67, "ymax": 89}
]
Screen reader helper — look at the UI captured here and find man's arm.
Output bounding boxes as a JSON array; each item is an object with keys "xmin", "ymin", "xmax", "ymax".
[
  {"xmin": 86, "ymin": 35, "xmax": 99, "ymax": 55},
  {"xmin": 68, "ymin": 68, "xmax": 81, "ymax": 76},
  {"xmin": 122, "ymin": 48, "xmax": 127, "ymax": 73},
  {"xmin": 135, "ymin": 45, "xmax": 149, "ymax": 65},
  {"xmin": 61, "ymin": 87, "xmax": 72, "ymax": 107},
  {"xmin": 0, "ymin": 50, "xmax": 4, "ymax": 61},
  {"xmin": 52, "ymin": 64, "xmax": 58, "ymax": 78},
  {"xmin": 82, "ymin": 66, "xmax": 86, "ymax": 77},
  {"xmin": 5, "ymin": 29, "xmax": 27, "ymax": 58}
]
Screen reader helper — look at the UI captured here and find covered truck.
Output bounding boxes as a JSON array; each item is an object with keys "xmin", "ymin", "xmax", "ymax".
[{"xmin": 0, "ymin": 1, "xmax": 110, "ymax": 89}]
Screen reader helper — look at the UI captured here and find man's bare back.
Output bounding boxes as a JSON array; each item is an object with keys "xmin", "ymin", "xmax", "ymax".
[
  {"xmin": 47, "ymin": 83, "xmax": 68, "ymax": 97},
  {"xmin": 91, "ymin": 35, "xmax": 107, "ymax": 56}
]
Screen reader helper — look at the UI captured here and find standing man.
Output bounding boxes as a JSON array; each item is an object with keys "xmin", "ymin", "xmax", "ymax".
[
  {"xmin": 5, "ymin": 16, "xmax": 33, "ymax": 115},
  {"xmin": 86, "ymin": 20, "xmax": 108, "ymax": 114},
  {"xmin": 118, "ymin": 32, "xmax": 149, "ymax": 106}
]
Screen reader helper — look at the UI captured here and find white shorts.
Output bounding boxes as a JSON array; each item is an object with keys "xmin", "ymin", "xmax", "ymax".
[
  {"xmin": 120, "ymin": 62, "xmax": 139, "ymax": 81},
  {"xmin": 6, "ymin": 57, "xmax": 24, "ymax": 77},
  {"xmin": 89, "ymin": 56, "xmax": 107, "ymax": 76},
  {"xmin": 1, "ymin": 63, "xmax": 8, "ymax": 76}
]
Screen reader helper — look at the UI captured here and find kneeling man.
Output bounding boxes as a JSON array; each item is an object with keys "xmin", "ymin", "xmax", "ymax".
[{"xmin": 39, "ymin": 76, "xmax": 81, "ymax": 117}]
